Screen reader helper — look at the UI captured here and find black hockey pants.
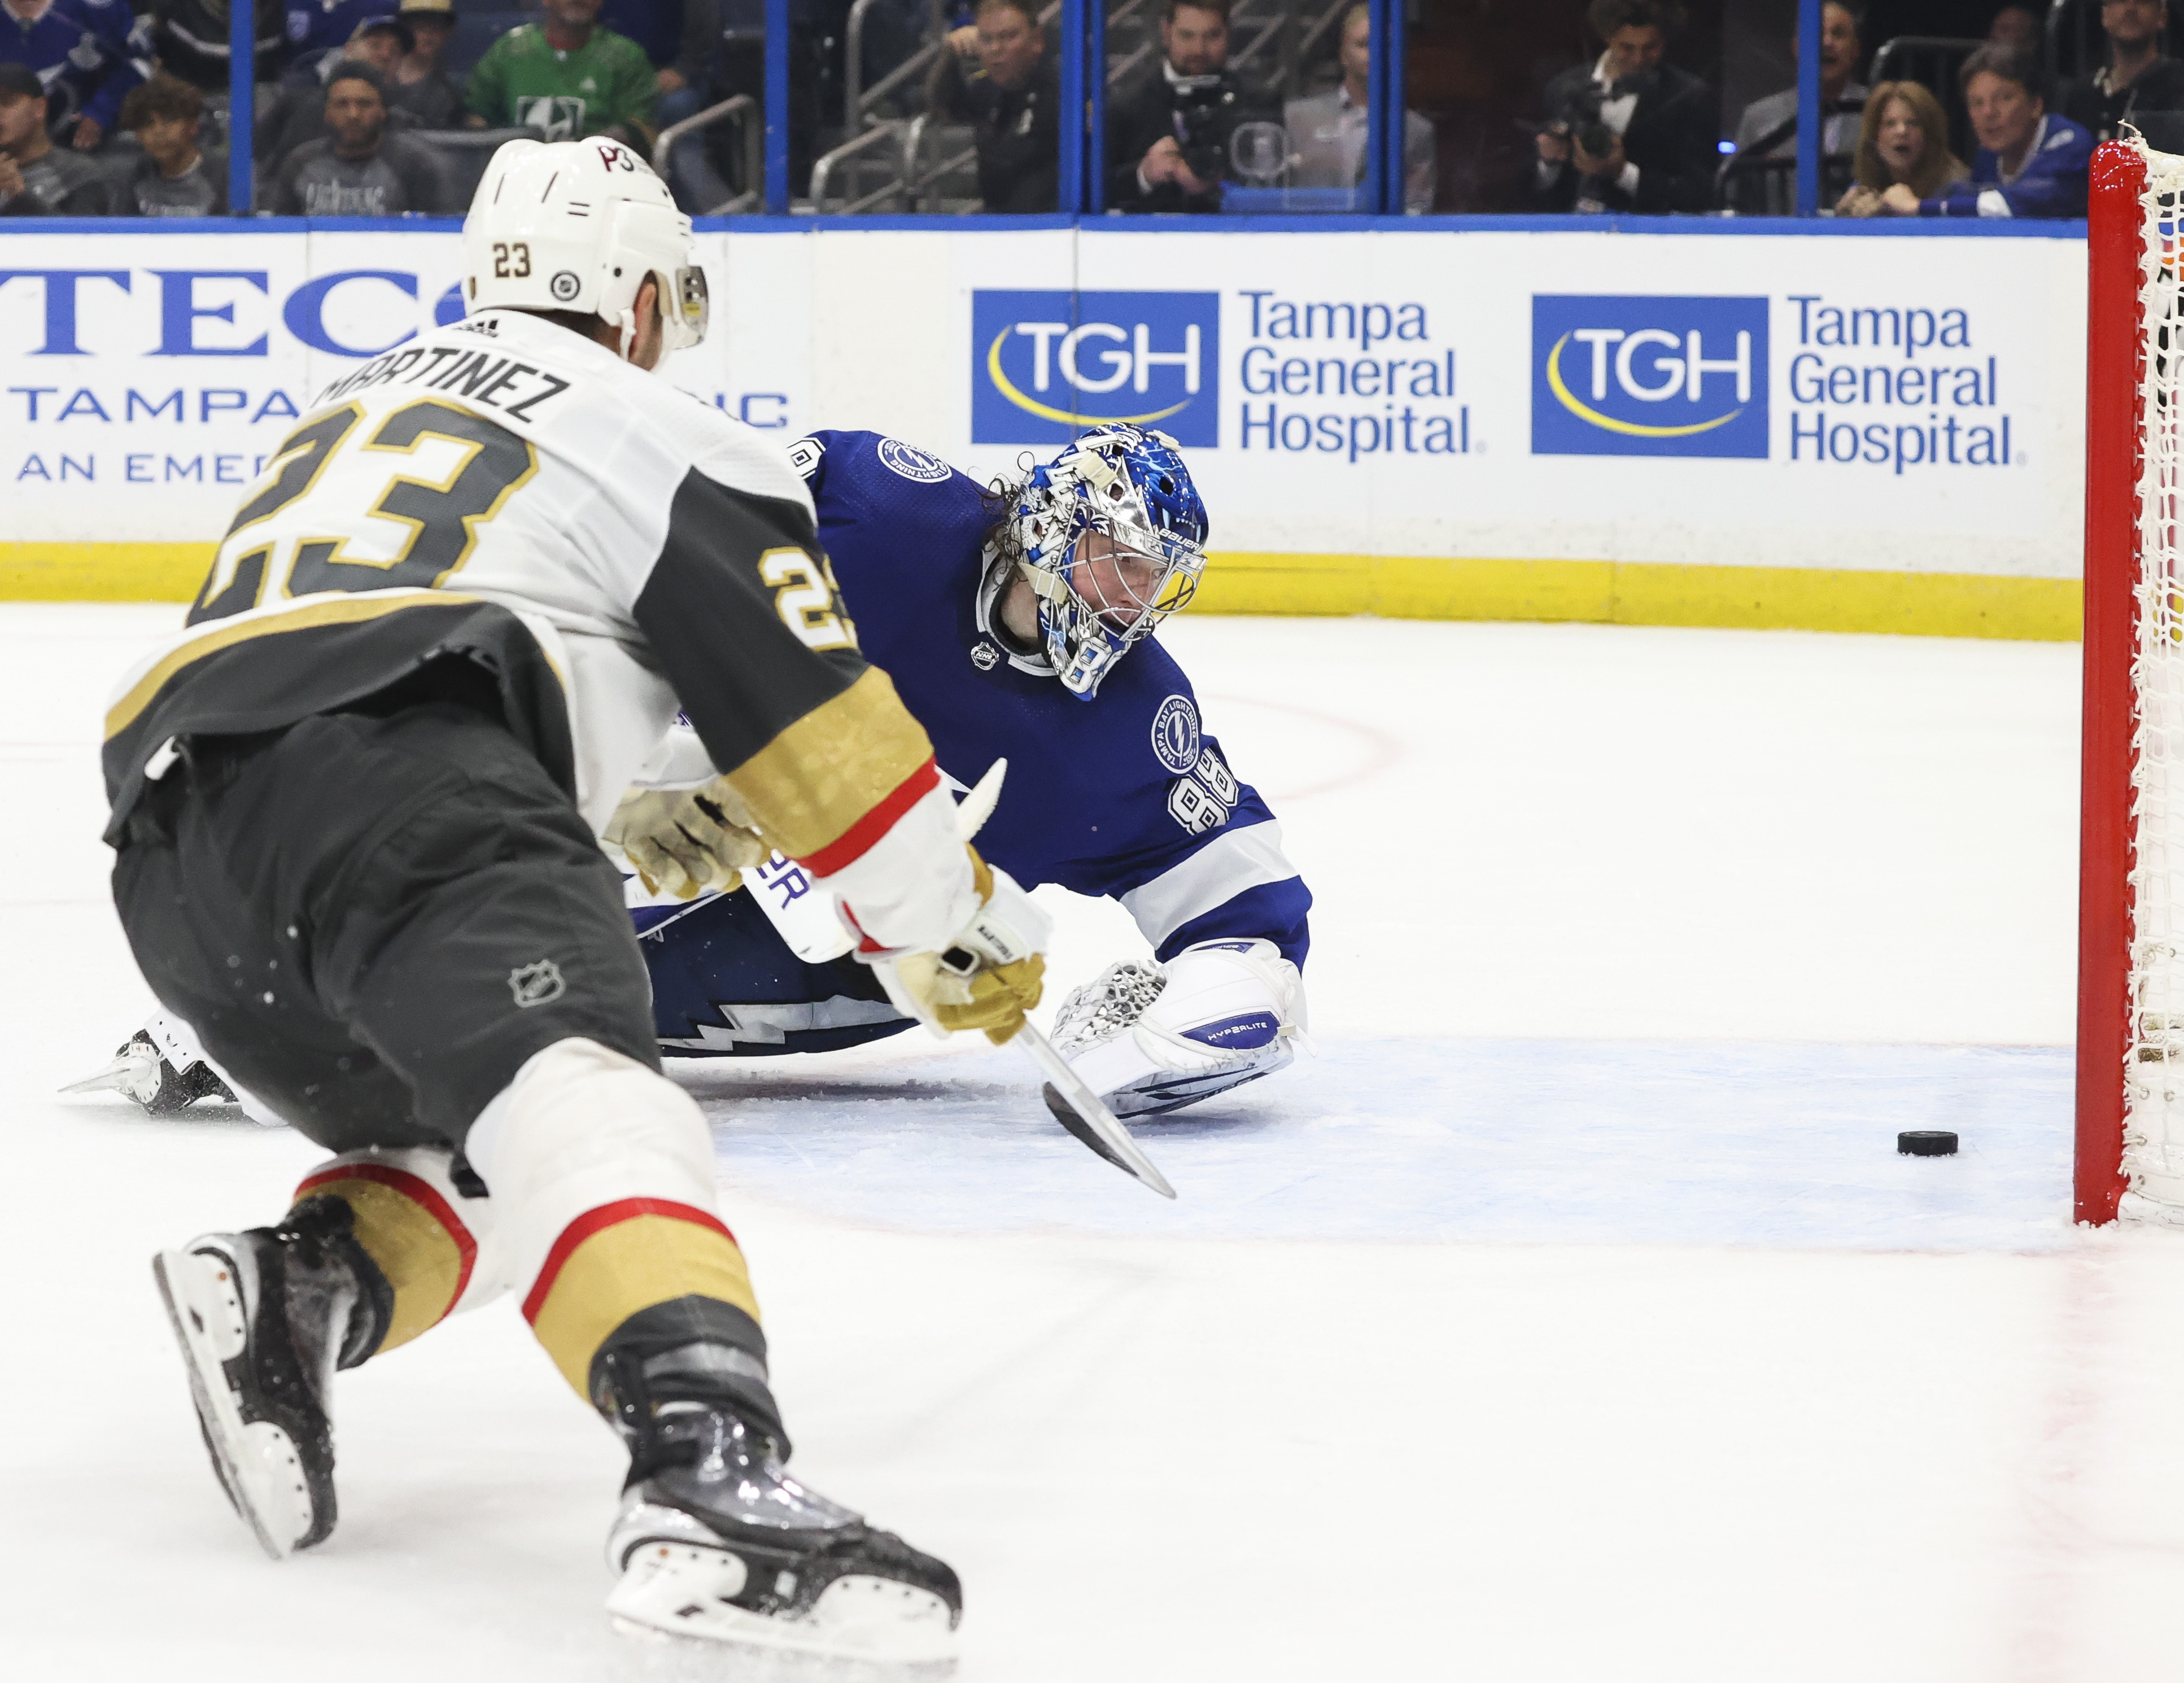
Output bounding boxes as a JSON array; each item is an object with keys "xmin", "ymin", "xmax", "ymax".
[{"xmin": 111, "ymin": 685, "xmax": 659, "ymax": 1155}]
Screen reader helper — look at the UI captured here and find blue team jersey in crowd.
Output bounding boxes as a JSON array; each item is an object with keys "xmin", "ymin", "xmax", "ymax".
[
  {"xmin": 1922, "ymin": 112, "xmax": 2094, "ymax": 219},
  {"xmin": 792, "ymin": 430, "xmax": 1311, "ymax": 966},
  {"xmin": 1, "ymin": 0, "xmax": 148, "ymax": 131}
]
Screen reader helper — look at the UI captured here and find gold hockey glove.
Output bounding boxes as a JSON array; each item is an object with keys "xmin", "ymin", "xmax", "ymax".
[
  {"xmin": 887, "ymin": 850, "xmax": 1049, "ymax": 1044},
  {"xmin": 603, "ymin": 777, "xmax": 769, "ymax": 900}
]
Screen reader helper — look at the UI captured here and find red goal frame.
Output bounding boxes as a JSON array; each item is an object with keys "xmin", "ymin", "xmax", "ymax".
[{"xmin": 2078, "ymin": 139, "xmax": 2150, "ymax": 1224}]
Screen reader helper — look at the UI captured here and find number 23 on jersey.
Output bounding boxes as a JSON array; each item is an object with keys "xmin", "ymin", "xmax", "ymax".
[{"xmin": 188, "ymin": 397, "xmax": 540, "ymax": 626}]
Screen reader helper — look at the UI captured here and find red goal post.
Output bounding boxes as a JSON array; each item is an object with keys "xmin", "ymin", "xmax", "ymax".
[{"xmin": 2080, "ymin": 137, "xmax": 2181, "ymax": 1224}]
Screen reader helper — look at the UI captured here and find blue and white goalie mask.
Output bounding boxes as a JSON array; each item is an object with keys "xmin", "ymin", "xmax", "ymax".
[{"xmin": 1012, "ymin": 425, "xmax": 1209, "ymax": 700}]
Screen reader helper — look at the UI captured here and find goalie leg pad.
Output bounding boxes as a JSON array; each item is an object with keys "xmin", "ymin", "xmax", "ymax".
[{"xmin": 1056, "ymin": 939, "xmax": 1305, "ymax": 1118}]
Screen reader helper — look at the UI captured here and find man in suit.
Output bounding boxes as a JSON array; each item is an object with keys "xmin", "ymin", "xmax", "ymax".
[
  {"xmin": 1532, "ymin": 0, "xmax": 1718, "ymax": 215},
  {"xmin": 1731, "ymin": 0, "xmax": 1866, "ymax": 213},
  {"xmin": 1107, "ymin": 0, "xmax": 1277, "ymax": 213},
  {"xmin": 1284, "ymin": 1, "xmax": 1435, "ymax": 211}
]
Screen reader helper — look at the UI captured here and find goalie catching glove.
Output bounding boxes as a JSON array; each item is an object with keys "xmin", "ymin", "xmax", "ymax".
[
  {"xmin": 603, "ymin": 776, "xmax": 768, "ymax": 900},
  {"xmin": 1053, "ymin": 938, "xmax": 1305, "ymax": 1117},
  {"xmin": 873, "ymin": 849, "xmax": 1050, "ymax": 1044}
]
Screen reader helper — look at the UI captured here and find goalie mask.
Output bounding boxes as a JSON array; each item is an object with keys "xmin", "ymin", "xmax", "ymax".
[
  {"xmin": 1010, "ymin": 425, "xmax": 1209, "ymax": 701},
  {"xmin": 461, "ymin": 137, "xmax": 709, "ymax": 359}
]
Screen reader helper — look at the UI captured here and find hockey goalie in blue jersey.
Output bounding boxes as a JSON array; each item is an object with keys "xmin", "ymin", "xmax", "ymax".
[
  {"xmin": 632, "ymin": 422, "xmax": 1311, "ymax": 1117},
  {"xmin": 76, "ymin": 423, "xmax": 1311, "ymax": 1121}
]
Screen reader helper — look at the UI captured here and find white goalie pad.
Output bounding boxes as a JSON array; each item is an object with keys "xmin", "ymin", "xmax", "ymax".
[{"xmin": 1052, "ymin": 938, "xmax": 1305, "ymax": 1118}]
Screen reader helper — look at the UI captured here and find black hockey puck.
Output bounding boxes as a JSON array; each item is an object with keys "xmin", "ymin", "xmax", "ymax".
[{"xmin": 1898, "ymin": 1130, "xmax": 1958, "ymax": 1157}]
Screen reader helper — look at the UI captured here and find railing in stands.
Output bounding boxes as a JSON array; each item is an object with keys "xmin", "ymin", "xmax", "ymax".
[{"xmin": 653, "ymin": 94, "xmax": 765, "ymax": 215}]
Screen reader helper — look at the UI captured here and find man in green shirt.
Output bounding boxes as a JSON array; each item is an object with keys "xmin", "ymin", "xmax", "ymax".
[{"xmin": 465, "ymin": 0, "xmax": 657, "ymax": 147}]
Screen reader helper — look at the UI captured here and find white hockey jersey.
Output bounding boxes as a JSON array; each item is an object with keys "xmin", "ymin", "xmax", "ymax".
[{"xmin": 102, "ymin": 308, "xmax": 977, "ymax": 952}]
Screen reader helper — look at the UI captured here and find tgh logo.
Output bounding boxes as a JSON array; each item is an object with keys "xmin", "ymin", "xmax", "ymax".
[
  {"xmin": 1531, "ymin": 295, "xmax": 1770, "ymax": 460},
  {"xmin": 972, "ymin": 290, "xmax": 1220, "ymax": 447}
]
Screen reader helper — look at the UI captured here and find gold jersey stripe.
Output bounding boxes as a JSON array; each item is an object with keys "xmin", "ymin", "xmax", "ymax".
[
  {"xmin": 104, "ymin": 592, "xmax": 487, "ymax": 741},
  {"xmin": 527, "ymin": 1213, "xmax": 762, "ymax": 1396},
  {"xmin": 723, "ymin": 666, "xmax": 938, "ymax": 860},
  {"xmin": 296, "ymin": 1173, "xmax": 469, "ymax": 1354}
]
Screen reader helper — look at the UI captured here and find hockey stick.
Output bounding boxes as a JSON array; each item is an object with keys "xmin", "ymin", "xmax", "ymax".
[
  {"xmin": 736, "ymin": 756, "xmax": 1176, "ymax": 1196},
  {"xmin": 1017, "ymin": 1020, "xmax": 1177, "ymax": 1200}
]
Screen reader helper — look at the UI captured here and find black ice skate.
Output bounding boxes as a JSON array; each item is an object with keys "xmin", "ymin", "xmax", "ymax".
[
  {"xmin": 599, "ymin": 1345, "xmax": 960, "ymax": 1667},
  {"xmin": 63, "ymin": 1030, "xmax": 236, "ymax": 1116},
  {"xmin": 151, "ymin": 1200, "xmax": 390, "ymax": 1559}
]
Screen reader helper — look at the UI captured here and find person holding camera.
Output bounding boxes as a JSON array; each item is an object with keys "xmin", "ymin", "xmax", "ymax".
[
  {"xmin": 1532, "ymin": 0, "xmax": 1716, "ymax": 215},
  {"xmin": 928, "ymin": 0, "xmax": 1058, "ymax": 212},
  {"xmin": 1107, "ymin": 0, "xmax": 1277, "ymax": 213}
]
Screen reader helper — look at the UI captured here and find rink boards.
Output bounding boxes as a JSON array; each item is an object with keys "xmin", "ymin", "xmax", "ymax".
[{"xmin": 0, "ymin": 217, "xmax": 2087, "ymax": 639}]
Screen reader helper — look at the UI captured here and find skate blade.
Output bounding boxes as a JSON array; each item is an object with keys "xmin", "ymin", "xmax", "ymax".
[
  {"xmin": 609, "ymin": 1615, "xmax": 958, "ymax": 1680},
  {"xmin": 152, "ymin": 1249, "xmax": 312, "ymax": 1562},
  {"xmin": 608, "ymin": 1545, "xmax": 956, "ymax": 1673},
  {"xmin": 59, "ymin": 1043, "xmax": 157, "ymax": 1103}
]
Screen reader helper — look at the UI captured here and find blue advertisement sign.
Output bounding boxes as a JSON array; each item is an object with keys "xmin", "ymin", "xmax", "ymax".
[
  {"xmin": 971, "ymin": 289, "xmax": 1220, "ymax": 447},
  {"xmin": 1531, "ymin": 295, "xmax": 1770, "ymax": 459}
]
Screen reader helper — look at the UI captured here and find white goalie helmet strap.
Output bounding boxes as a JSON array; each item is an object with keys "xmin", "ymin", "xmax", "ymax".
[{"xmin": 460, "ymin": 137, "xmax": 708, "ymax": 355}]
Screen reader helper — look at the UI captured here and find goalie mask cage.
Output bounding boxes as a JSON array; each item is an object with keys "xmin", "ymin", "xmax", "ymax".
[{"xmin": 2080, "ymin": 136, "xmax": 2184, "ymax": 1225}]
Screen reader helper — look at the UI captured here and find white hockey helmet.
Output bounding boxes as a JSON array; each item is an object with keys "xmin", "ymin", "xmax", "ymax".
[{"xmin": 461, "ymin": 137, "xmax": 708, "ymax": 357}]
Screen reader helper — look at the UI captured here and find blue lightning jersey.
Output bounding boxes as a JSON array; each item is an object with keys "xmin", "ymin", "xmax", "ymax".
[
  {"xmin": 1, "ymin": 0, "xmax": 148, "ymax": 132},
  {"xmin": 789, "ymin": 430, "xmax": 1309, "ymax": 965}
]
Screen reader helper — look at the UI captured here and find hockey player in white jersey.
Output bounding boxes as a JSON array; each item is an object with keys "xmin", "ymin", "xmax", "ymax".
[{"xmin": 103, "ymin": 138, "xmax": 1040, "ymax": 1663}]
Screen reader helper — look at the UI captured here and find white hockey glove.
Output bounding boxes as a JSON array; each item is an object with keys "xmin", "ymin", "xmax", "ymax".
[
  {"xmin": 876, "ymin": 849, "xmax": 1051, "ymax": 1045},
  {"xmin": 1052, "ymin": 938, "xmax": 1305, "ymax": 1118},
  {"xmin": 602, "ymin": 776, "xmax": 769, "ymax": 900}
]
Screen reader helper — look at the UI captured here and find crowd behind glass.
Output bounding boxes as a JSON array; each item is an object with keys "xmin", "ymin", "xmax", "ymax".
[{"xmin": 0, "ymin": 0, "xmax": 2156, "ymax": 217}]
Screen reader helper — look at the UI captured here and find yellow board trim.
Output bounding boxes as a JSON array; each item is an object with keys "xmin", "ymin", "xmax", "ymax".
[
  {"xmin": 1, "ymin": 543, "xmax": 214, "ymax": 602},
  {"xmin": 1192, "ymin": 552, "xmax": 2083, "ymax": 643},
  {"xmin": 9, "ymin": 542, "xmax": 2083, "ymax": 644}
]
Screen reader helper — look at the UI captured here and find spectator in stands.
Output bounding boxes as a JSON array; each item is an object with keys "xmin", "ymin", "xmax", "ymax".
[
  {"xmin": 1871, "ymin": 45, "xmax": 2091, "ymax": 217},
  {"xmin": 257, "ymin": 12, "xmax": 414, "ymax": 171},
  {"xmin": 1107, "ymin": 0, "xmax": 1278, "ymax": 213},
  {"xmin": 116, "ymin": 70, "xmax": 226, "ymax": 212},
  {"xmin": 600, "ymin": 0, "xmax": 718, "ymax": 111},
  {"xmin": 1834, "ymin": 79, "xmax": 1965, "ymax": 214},
  {"xmin": 597, "ymin": 0, "xmax": 727, "ymax": 208},
  {"xmin": 1988, "ymin": 4, "xmax": 2042, "ymax": 55},
  {"xmin": 150, "ymin": 0, "xmax": 286, "ymax": 95},
  {"xmin": 2060, "ymin": 0, "xmax": 2184, "ymax": 145},
  {"xmin": 287, "ymin": 0, "xmax": 395, "ymax": 60},
  {"xmin": 928, "ymin": 0, "xmax": 1056, "ymax": 212},
  {"xmin": 1284, "ymin": 2, "xmax": 1435, "ymax": 212},
  {"xmin": 464, "ymin": 0, "xmax": 658, "ymax": 147},
  {"xmin": 1730, "ymin": 0, "xmax": 1864, "ymax": 205},
  {"xmin": 0, "ymin": 60, "xmax": 105, "ymax": 208},
  {"xmin": 270, "ymin": 59, "xmax": 444, "ymax": 210},
  {"xmin": 1, "ymin": 0, "xmax": 150, "ymax": 151},
  {"xmin": 1532, "ymin": 0, "xmax": 1716, "ymax": 215},
  {"xmin": 386, "ymin": 0, "xmax": 461, "ymax": 129}
]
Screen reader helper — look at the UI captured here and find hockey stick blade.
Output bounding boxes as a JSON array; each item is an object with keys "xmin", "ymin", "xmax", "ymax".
[{"xmin": 1017, "ymin": 1022, "xmax": 1177, "ymax": 1199}]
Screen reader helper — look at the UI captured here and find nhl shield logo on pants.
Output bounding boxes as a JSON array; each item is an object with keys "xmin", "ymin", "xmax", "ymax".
[{"xmin": 509, "ymin": 960, "xmax": 567, "ymax": 1008}]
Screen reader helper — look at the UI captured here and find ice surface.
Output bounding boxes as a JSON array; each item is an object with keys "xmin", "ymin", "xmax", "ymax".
[{"xmin": 10, "ymin": 604, "xmax": 2184, "ymax": 1682}]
